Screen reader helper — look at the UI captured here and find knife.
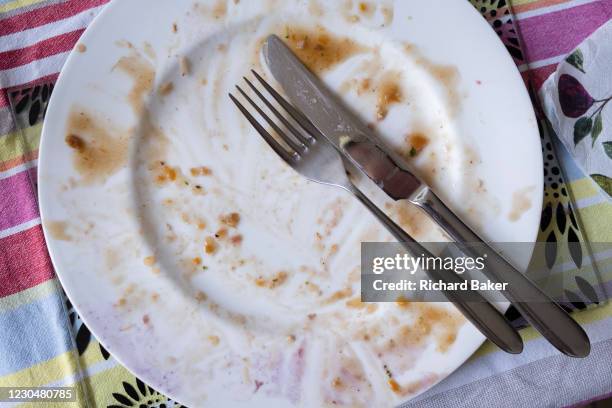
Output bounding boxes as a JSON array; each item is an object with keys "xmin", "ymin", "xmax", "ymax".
[{"xmin": 263, "ymin": 34, "xmax": 590, "ymax": 357}]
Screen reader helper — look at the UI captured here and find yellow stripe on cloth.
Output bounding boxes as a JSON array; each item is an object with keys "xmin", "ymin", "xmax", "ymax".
[
  {"xmin": 13, "ymin": 361, "xmax": 127, "ymax": 408},
  {"xmin": 0, "ymin": 124, "xmax": 41, "ymax": 164},
  {"xmin": 0, "ymin": 0, "xmax": 46, "ymax": 13},
  {"xmin": 0, "ymin": 280, "xmax": 57, "ymax": 313},
  {"xmin": 0, "ymin": 340, "xmax": 124, "ymax": 407},
  {"xmin": 0, "ymin": 338, "xmax": 109, "ymax": 387},
  {"xmin": 576, "ymin": 202, "xmax": 612, "ymax": 242},
  {"xmin": 0, "ymin": 351, "xmax": 79, "ymax": 388},
  {"xmin": 568, "ymin": 178, "xmax": 602, "ymax": 201}
]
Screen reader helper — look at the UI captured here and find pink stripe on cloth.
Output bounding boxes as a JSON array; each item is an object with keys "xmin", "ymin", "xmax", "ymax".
[
  {"xmin": 0, "ymin": 29, "xmax": 84, "ymax": 70},
  {"xmin": 523, "ymin": 64, "xmax": 558, "ymax": 91},
  {"xmin": 0, "ymin": 0, "xmax": 108, "ymax": 36},
  {"xmin": 516, "ymin": 0, "xmax": 612, "ymax": 63},
  {"xmin": 0, "ymin": 170, "xmax": 39, "ymax": 231},
  {"xmin": 0, "ymin": 225, "xmax": 54, "ymax": 298}
]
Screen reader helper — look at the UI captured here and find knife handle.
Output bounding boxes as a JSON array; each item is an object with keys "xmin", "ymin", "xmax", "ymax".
[
  {"xmin": 347, "ymin": 185, "xmax": 523, "ymax": 354},
  {"xmin": 409, "ymin": 186, "xmax": 591, "ymax": 357}
]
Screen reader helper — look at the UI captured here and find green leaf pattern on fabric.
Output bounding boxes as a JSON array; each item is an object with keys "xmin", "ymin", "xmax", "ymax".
[
  {"xmin": 574, "ymin": 116, "xmax": 593, "ymax": 145},
  {"xmin": 566, "ymin": 49, "xmax": 586, "ymax": 73},
  {"xmin": 603, "ymin": 141, "xmax": 612, "ymax": 160},
  {"xmin": 591, "ymin": 174, "xmax": 612, "ymax": 197},
  {"xmin": 591, "ymin": 112, "xmax": 603, "ymax": 146}
]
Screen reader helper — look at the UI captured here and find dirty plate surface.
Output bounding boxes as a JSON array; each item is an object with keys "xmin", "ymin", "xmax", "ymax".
[{"xmin": 39, "ymin": 0, "xmax": 542, "ymax": 406}]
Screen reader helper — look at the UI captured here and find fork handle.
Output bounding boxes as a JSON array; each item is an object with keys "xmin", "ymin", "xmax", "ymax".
[
  {"xmin": 347, "ymin": 185, "xmax": 523, "ymax": 354},
  {"xmin": 410, "ymin": 186, "xmax": 590, "ymax": 357}
]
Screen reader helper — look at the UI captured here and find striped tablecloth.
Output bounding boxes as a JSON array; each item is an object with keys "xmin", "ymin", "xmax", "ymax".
[{"xmin": 1, "ymin": 1, "xmax": 611, "ymax": 407}]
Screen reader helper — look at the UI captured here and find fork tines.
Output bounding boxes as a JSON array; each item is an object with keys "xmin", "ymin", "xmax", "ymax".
[{"xmin": 229, "ymin": 70, "xmax": 318, "ymax": 162}]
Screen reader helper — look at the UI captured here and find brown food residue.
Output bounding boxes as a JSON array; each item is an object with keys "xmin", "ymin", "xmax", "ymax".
[
  {"xmin": 192, "ymin": 185, "xmax": 206, "ymax": 195},
  {"xmin": 143, "ymin": 42, "xmax": 156, "ymax": 60},
  {"xmin": 65, "ymin": 110, "xmax": 128, "ymax": 184},
  {"xmin": 76, "ymin": 43, "xmax": 87, "ymax": 53},
  {"xmin": 215, "ymin": 228, "xmax": 228, "ymax": 239},
  {"xmin": 212, "ymin": 0, "xmax": 227, "ymax": 19},
  {"xmin": 204, "ymin": 237, "xmax": 217, "ymax": 254},
  {"xmin": 180, "ymin": 56, "xmax": 191, "ymax": 76},
  {"xmin": 282, "ymin": 26, "xmax": 365, "ymax": 74},
  {"xmin": 308, "ymin": 0, "xmax": 324, "ymax": 16},
  {"xmin": 381, "ymin": 6, "xmax": 394, "ymax": 25},
  {"xmin": 388, "ymin": 378, "xmax": 401, "ymax": 393},
  {"xmin": 46, "ymin": 221, "xmax": 72, "ymax": 241},
  {"xmin": 144, "ymin": 256, "xmax": 156, "ymax": 266},
  {"xmin": 508, "ymin": 186, "xmax": 535, "ymax": 222},
  {"xmin": 220, "ymin": 212, "xmax": 240, "ymax": 228},
  {"xmin": 404, "ymin": 44, "xmax": 461, "ymax": 116},
  {"xmin": 358, "ymin": 2, "xmax": 375, "ymax": 17},
  {"xmin": 158, "ymin": 81, "xmax": 174, "ymax": 96},
  {"xmin": 155, "ymin": 163, "xmax": 178, "ymax": 184},
  {"xmin": 395, "ymin": 295, "xmax": 412, "ymax": 309},
  {"xmin": 190, "ymin": 166, "xmax": 212, "ymax": 176},
  {"xmin": 255, "ymin": 271, "xmax": 288, "ymax": 289},
  {"xmin": 406, "ymin": 132, "xmax": 429, "ymax": 157},
  {"xmin": 393, "ymin": 202, "xmax": 432, "ymax": 237},
  {"xmin": 114, "ymin": 54, "xmax": 155, "ymax": 114},
  {"xmin": 323, "ymin": 287, "xmax": 353, "ymax": 304},
  {"xmin": 430, "ymin": 65, "xmax": 460, "ymax": 115},
  {"xmin": 396, "ymin": 303, "xmax": 464, "ymax": 352},
  {"xmin": 346, "ymin": 297, "xmax": 378, "ymax": 313},
  {"xmin": 376, "ymin": 71, "xmax": 403, "ymax": 120},
  {"xmin": 359, "ymin": 78, "xmax": 372, "ymax": 95}
]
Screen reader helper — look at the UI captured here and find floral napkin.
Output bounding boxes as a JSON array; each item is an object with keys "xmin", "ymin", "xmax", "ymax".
[{"xmin": 541, "ymin": 20, "xmax": 612, "ymax": 198}]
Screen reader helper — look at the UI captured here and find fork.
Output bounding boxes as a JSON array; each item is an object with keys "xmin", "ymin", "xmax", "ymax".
[{"xmin": 229, "ymin": 72, "xmax": 524, "ymax": 354}]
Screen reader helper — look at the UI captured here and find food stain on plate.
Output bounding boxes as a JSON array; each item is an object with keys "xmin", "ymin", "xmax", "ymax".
[
  {"xmin": 339, "ymin": 0, "xmax": 394, "ymax": 25},
  {"xmin": 508, "ymin": 186, "xmax": 535, "ymax": 222},
  {"xmin": 282, "ymin": 25, "xmax": 366, "ymax": 74},
  {"xmin": 394, "ymin": 301, "xmax": 465, "ymax": 353},
  {"xmin": 64, "ymin": 45, "xmax": 160, "ymax": 186},
  {"xmin": 376, "ymin": 70, "xmax": 404, "ymax": 120},
  {"xmin": 114, "ymin": 53, "xmax": 155, "ymax": 115},
  {"xmin": 45, "ymin": 220, "xmax": 72, "ymax": 241},
  {"xmin": 405, "ymin": 132, "xmax": 429, "ymax": 157},
  {"xmin": 308, "ymin": 0, "xmax": 324, "ymax": 17},
  {"xmin": 403, "ymin": 43, "xmax": 462, "ymax": 117},
  {"xmin": 64, "ymin": 109, "xmax": 129, "ymax": 184}
]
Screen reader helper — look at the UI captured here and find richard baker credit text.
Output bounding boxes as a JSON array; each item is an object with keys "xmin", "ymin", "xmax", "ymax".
[{"xmin": 372, "ymin": 279, "xmax": 508, "ymax": 291}]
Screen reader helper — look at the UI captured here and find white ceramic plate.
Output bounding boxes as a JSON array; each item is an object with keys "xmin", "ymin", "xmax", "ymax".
[{"xmin": 39, "ymin": 0, "xmax": 542, "ymax": 406}]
